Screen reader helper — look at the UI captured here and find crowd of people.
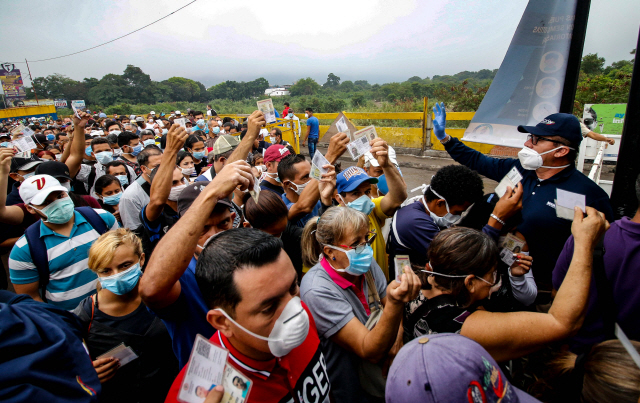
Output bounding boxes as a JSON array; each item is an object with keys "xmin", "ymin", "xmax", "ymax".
[{"xmin": 0, "ymin": 103, "xmax": 638, "ymax": 403}]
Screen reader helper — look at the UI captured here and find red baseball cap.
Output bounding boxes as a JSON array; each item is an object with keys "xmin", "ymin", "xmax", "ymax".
[{"xmin": 263, "ymin": 144, "xmax": 291, "ymax": 163}]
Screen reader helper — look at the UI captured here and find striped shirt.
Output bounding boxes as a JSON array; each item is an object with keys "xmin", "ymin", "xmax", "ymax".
[{"xmin": 9, "ymin": 209, "xmax": 119, "ymax": 311}]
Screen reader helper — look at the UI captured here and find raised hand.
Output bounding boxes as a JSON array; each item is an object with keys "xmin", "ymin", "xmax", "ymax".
[
  {"xmin": 209, "ymin": 160, "xmax": 255, "ymax": 198},
  {"xmin": 369, "ymin": 138, "xmax": 390, "ymax": 167},
  {"xmin": 165, "ymin": 123, "xmax": 189, "ymax": 153},
  {"xmin": 493, "ymin": 183, "xmax": 524, "ymax": 222},
  {"xmin": 433, "ymin": 102, "xmax": 447, "ymax": 140},
  {"xmin": 386, "ymin": 267, "xmax": 421, "ymax": 305},
  {"xmin": 326, "ymin": 132, "xmax": 349, "ymax": 163},
  {"xmin": 571, "ymin": 206, "xmax": 609, "ymax": 248}
]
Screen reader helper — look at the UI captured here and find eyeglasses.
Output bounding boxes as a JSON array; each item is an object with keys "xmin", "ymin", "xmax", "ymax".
[
  {"xmin": 475, "ymin": 269, "xmax": 499, "ymax": 287},
  {"xmin": 526, "ymin": 134, "xmax": 566, "ymax": 147},
  {"xmin": 339, "ymin": 230, "xmax": 376, "ymax": 253}
]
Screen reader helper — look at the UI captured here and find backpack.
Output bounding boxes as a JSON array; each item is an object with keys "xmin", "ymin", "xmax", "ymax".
[{"xmin": 24, "ymin": 207, "xmax": 109, "ymax": 303}]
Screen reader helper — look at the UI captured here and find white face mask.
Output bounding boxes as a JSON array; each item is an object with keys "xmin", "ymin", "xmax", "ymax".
[
  {"xmin": 269, "ymin": 136, "xmax": 276, "ymax": 143},
  {"xmin": 181, "ymin": 166, "xmax": 195, "ymax": 176},
  {"xmin": 215, "ymin": 296, "xmax": 309, "ymax": 357},
  {"xmin": 288, "ymin": 179, "xmax": 310, "ymax": 195},
  {"xmin": 517, "ymin": 146, "xmax": 571, "ymax": 170},
  {"xmin": 304, "ymin": 113, "xmax": 309, "ymax": 119},
  {"xmin": 168, "ymin": 182, "xmax": 187, "ymax": 201},
  {"xmin": 422, "ymin": 187, "xmax": 461, "ymax": 228}
]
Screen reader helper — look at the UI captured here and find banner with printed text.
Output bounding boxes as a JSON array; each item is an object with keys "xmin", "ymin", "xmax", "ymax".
[
  {"xmin": 463, "ymin": 0, "xmax": 578, "ymax": 148},
  {"xmin": 0, "ymin": 63, "xmax": 27, "ymax": 107}
]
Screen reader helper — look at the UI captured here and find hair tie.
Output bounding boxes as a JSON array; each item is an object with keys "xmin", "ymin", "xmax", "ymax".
[{"xmin": 569, "ymin": 347, "xmax": 591, "ymax": 399}]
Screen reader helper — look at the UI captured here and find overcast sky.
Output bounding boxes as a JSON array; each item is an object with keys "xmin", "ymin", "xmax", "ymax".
[{"xmin": 1, "ymin": 0, "xmax": 638, "ymax": 88}]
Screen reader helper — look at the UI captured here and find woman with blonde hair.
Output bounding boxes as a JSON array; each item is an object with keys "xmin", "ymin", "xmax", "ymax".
[
  {"xmin": 73, "ymin": 228, "xmax": 177, "ymax": 403},
  {"xmin": 300, "ymin": 206, "xmax": 421, "ymax": 402}
]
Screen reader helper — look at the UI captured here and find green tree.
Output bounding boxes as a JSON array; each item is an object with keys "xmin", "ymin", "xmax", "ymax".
[
  {"xmin": 580, "ymin": 53, "xmax": 606, "ymax": 75},
  {"xmin": 406, "ymin": 76, "xmax": 423, "ymax": 83},
  {"xmin": 339, "ymin": 80, "xmax": 355, "ymax": 92},
  {"xmin": 323, "ymin": 73, "xmax": 341, "ymax": 88},
  {"xmin": 164, "ymin": 77, "xmax": 200, "ymax": 102},
  {"xmin": 290, "ymin": 78, "xmax": 320, "ymax": 96},
  {"xmin": 351, "ymin": 93, "xmax": 366, "ymax": 107}
]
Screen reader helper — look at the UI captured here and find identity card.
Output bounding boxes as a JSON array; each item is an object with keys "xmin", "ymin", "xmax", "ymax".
[
  {"xmin": 257, "ymin": 99, "xmax": 277, "ymax": 124},
  {"xmin": 555, "ymin": 189, "xmax": 586, "ymax": 220},
  {"xmin": 220, "ymin": 363, "xmax": 253, "ymax": 403},
  {"xmin": 310, "ymin": 151, "xmax": 330, "ymax": 181},
  {"xmin": 249, "ymin": 177, "xmax": 261, "ymax": 204},
  {"xmin": 71, "ymin": 103, "xmax": 86, "ymax": 119},
  {"xmin": 394, "ymin": 255, "xmax": 411, "ymax": 279},
  {"xmin": 178, "ymin": 334, "xmax": 230, "ymax": 403},
  {"xmin": 499, "ymin": 248, "xmax": 517, "ymax": 266},
  {"xmin": 494, "ymin": 167, "xmax": 523, "ymax": 198},
  {"xmin": 22, "ymin": 126, "xmax": 35, "ymax": 137},
  {"xmin": 500, "ymin": 233, "xmax": 525, "ymax": 253},
  {"xmin": 336, "ymin": 116, "xmax": 350, "ymax": 137},
  {"xmin": 97, "ymin": 343, "xmax": 139, "ymax": 367},
  {"xmin": 156, "ymin": 119, "xmax": 164, "ymax": 127},
  {"xmin": 346, "ymin": 126, "xmax": 378, "ymax": 160},
  {"xmin": 175, "ymin": 118, "xmax": 187, "ymax": 129},
  {"xmin": 12, "ymin": 136, "xmax": 37, "ymax": 152}
]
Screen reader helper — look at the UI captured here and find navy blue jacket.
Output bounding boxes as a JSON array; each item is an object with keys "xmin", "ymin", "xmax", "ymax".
[{"xmin": 444, "ymin": 137, "xmax": 614, "ymax": 289}]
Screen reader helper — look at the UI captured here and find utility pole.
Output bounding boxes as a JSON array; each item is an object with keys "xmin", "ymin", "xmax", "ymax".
[
  {"xmin": 609, "ymin": 30, "xmax": 640, "ymax": 219},
  {"xmin": 559, "ymin": 0, "xmax": 591, "ymax": 113},
  {"xmin": 25, "ymin": 59, "xmax": 39, "ymax": 106}
]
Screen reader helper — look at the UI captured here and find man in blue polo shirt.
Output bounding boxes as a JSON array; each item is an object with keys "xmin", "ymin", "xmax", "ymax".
[
  {"xmin": 139, "ymin": 161, "xmax": 253, "ymax": 368},
  {"xmin": 302, "ymin": 107, "xmax": 320, "ymax": 158},
  {"xmin": 434, "ymin": 103, "xmax": 613, "ymax": 298},
  {"xmin": 9, "ymin": 175, "xmax": 118, "ymax": 310}
]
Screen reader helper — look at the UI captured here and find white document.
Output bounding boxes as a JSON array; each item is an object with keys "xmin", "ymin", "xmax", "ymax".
[
  {"xmin": 178, "ymin": 334, "xmax": 229, "ymax": 403},
  {"xmin": 347, "ymin": 126, "xmax": 378, "ymax": 160},
  {"xmin": 257, "ymin": 99, "xmax": 277, "ymax": 124},
  {"xmin": 156, "ymin": 119, "xmax": 164, "ymax": 127},
  {"xmin": 22, "ymin": 126, "xmax": 35, "ymax": 137},
  {"xmin": 310, "ymin": 151, "xmax": 330, "ymax": 181},
  {"xmin": 494, "ymin": 167, "xmax": 523, "ymax": 198},
  {"xmin": 97, "ymin": 343, "xmax": 138, "ymax": 367},
  {"xmin": 175, "ymin": 118, "xmax": 187, "ymax": 129},
  {"xmin": 249, "ymin": 178, "xmax": 261, "ymax": 204},
  {"xmin": 12, "ymin": 136, "xmax": 37, "ymax": 152},
  {"xmin": 555, "ymin": 189, "xmax": 586, "ymax": 220},
  {"xmin": 336, "ymin": 116, "xmax": 349, "ymax": 133}
]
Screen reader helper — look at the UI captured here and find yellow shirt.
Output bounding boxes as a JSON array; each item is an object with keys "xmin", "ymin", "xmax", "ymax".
[{"xmin": 369, "ymin": 196, "xmax": 391, "ymax": 281}]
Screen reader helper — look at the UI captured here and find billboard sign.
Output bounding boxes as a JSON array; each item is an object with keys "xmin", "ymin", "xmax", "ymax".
[
  {"xmin": 0, "ymin": 63, "xmax": 27, "ymax": 107},
  {"xmin": 463, "ymin": 0, "xmax": 578, "ymax": 148},
  {"xmin": 54, "ymin": 99, "xmax": 68, "ymax": 108},
  {"xmin": 71, "ymin": 100, "xmax": 86, "ymax": 109}
]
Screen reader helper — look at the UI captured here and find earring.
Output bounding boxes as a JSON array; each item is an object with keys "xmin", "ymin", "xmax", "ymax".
[{"xmin": 332, "ymin": 257, "xmax": 336, "ymax": 261}]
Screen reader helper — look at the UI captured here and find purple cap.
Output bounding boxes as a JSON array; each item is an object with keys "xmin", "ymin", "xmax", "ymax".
[{"xmin": 386, "ymin": 333, "xmax": 540, "ymax": 403}]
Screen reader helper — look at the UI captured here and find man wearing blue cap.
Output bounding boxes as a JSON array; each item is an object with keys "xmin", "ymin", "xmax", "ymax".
[
  {"xmin": 335, "ymin": 138, "xmax": 407, "ymax": 281},
  {"xmin": 434, "ymin": 103, "xmax": 613, "ymax": 302}
]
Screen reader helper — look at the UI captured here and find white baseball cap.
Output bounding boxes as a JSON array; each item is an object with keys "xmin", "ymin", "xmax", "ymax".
[
  {"xmin": 364, "ymin": 145, "xmax": 398, "ymax": 168},
  {"xmin": 175, "ymin": 110, "xmax": 182, "ymax": 115},
  {"xmin": 19, "ymin": 174, "xmax": 68, "ymax": 205},
  {"xmin": 150, "ymin": 111, "xmax": 156, "ymax": 115},
  {"xmin": 129, "ymin": 115, "xmax": 136, "ymax": 120}
]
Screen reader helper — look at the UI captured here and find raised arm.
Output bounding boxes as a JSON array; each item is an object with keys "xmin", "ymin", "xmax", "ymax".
[
  {"xmin": 330, "ymin": 268, "xmax": 421, "ymax": 363},
  {"xmin": 59, "ymin": 126, "xmax": 74, "ymax": 164},
  {"xmin": 0, "ymin": 148, "xmax": 25, "ymax": 225},
  {"xmin": 145, "ymin": 124, "xmax": 188, "ymax": 222},
  {"xmin": 371, "ymin": 139, "xmax": 407, "ymax": 216},
  {"xmin": 460, "ymin": 206, "xmax": 609, "ymax": 362},
  {"xmin": 65, "ymin": 111, "xmax": 91, "ymax": 178},
  {"xmin": 139, "ymin": 160, "xmax": 255, "ymax": 309},
  {"xmin": 227, "ymin": 111, "xmax": 265, "ymax": 165}
]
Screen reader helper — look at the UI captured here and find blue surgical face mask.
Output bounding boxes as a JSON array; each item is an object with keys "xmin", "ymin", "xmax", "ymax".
[
  {"xmin": 192, "ymin": 150, "xmax": 206, "ymax": 160},
  {"xmin": 98, "ymin": 263, "xmax": 142, "ymax": 295},
  {"xmin": 20, "ymin": 172, "xmax": 36, "ymax": 181},
  {"xmin": 131, "ymin": 143, "xmax": 143, "ymax": 156},
  {"xmin": 196, "ymin": 119, "xmax": 205, "ymax": 128},
  {"xmin": 102, "ymin": 192, "xmax": 122, "ymax": 205},
  {"xmin": 326, "ymin": 244, "xmax": 373, "ymax": 276},
  {"xmin": 0, "ymin": 142, "xmax": 11, "ymax": 148},
  {"xmin": 341, "ymin": 194, "xmax": 375, "ymax": 216},
  {"xmin": 95, "ymin": 151, "xmax": 113, "ymax": 165},
  {"xmin": 143, "ymin": 139, "xmax": 155, "ymax": 147},
  {"xmin": 162, "ymin": 129, "xmax": 168, "ymax": 135},
  {"xmin": 46, "ymin": 134, "xmax": 55, "ymax": 141},
  {"xmin": 212, "ymin": 126, "xmax": 220, "ymax": 135},
  {"xmin": 115, "ymin": 174, "xmax": 128, "ymax": 186},
  {"xmin": 85, "ymin": 146, "xmax": 92, "ymax": 157},
  {"xmin": 31, "ymin": 195, "xmax": 75, "ymax": 224}
]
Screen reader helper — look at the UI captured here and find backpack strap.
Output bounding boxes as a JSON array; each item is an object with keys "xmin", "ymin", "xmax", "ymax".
[
  {"xmin": 87, "ymin": 166, "xmax": 97, "ymax": 194},
  {"xmin": 88, "ymin": 294, "xmax": 96, "ymax": 333},
  {"xmin": 75, "ymin": 207, "xmax": 108, "ymax": 235},
  {"xmin": 140, "ymin": 179, "xmax": 151, "ymax": 197},
  {"xmin": 591, "ymin": 236, "xmax": 616, "ymax": 339},
  {"xmin": 24, "ymin": 221, "xmax": 50, "ymax": 303}
]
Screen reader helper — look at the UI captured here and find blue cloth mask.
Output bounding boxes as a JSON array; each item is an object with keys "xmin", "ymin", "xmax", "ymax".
[
  {"xmin": 32, "ymin": 196, "xmax": 75, "ymax": 224},
  {"xmin": 131, "ymin": 143, "xmax": 143, "ymax": 156},
  {"xmin": 115, "ymin": 174, "xmax": 128, "ymax": 186},
  {"xmin": 102, "ymin": 192, "xmax": 122, "ymax": 206},
  {"xmin": 85, "ymin": 146, "xmax": 92, "ymax": 157},
  {"xmin": 343, "ymin": 194, "xmax": 375, "ymax": 216},
  {"xmin": 95, "ymin": 151, "xmax": 113, "ymax": 165},
  {"xmin": 192, "ymin": 151, "xmax": 206, "ymax": 160},
  {"xmin": 98, "ymin": 263, "xmax": 142, "ymax": 295},
  {"xmin": 326, "ymin": 245, "xmax": 374, "ymax": 276},
  {"xmin": 46, "ymin": 134, "xmax": 55, "ymax": 141}
]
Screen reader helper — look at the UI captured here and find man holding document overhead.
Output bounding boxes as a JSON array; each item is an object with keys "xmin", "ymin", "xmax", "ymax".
[{"xmin": 435, "ymin": 103, "xmax": 613, "ymax": 301}]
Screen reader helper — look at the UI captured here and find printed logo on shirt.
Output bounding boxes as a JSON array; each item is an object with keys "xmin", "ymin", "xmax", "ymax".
[
  {"xmin": 76, "ymin": 376, "xmax": 96, "ymax": 396},
  {"xmin": 293, "ymin": 348, "xmax": 331, "ymax": 403},
  {"xmin": 546, "ymin": 201, "xmax": 556, "ymax": 209}
]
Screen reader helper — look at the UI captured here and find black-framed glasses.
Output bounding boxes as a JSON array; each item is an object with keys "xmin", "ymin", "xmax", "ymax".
[
  {"xmin": 339, "ymin": 230, "xmax": 377, "ymax": 253},
  {"xmin": 526, "ymin": 134, "xmax": 565, "ymax": 146}
]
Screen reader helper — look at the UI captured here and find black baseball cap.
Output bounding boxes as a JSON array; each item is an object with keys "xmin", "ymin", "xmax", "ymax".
[
  {"xmin": 35, "ymin": 161, "xmax": 72, "ymax": 181},
  {"xmin": 10, "ymin": 156, "xmax": 42, "ymax": 173},
  {"xmin": 177, "ymin": 181, "xmax": 232, "ymax": 217},
  {"xmin": 517, "ymin": 113, "xmax": 582, "ymax": 148}
]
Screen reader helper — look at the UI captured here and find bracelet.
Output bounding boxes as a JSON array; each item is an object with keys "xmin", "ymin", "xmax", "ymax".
[
  {"xmin": 440, "ymin": 135, "xmax": 451, "ymax": 145},
  {"xmin": 490, "ymin": 214, "xmax": 505, "ymax": 226}
]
